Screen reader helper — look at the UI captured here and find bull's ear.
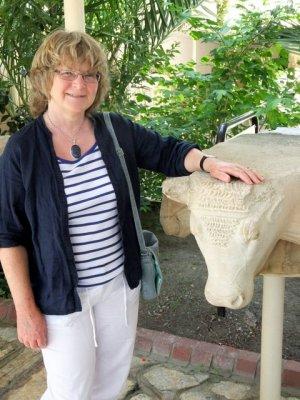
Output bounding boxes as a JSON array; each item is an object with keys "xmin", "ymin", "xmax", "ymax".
[
  {"xmin": 162, "ymin": 176, "xmax": 190, "ymax": 205},
  {"xmin": 160, "ymin": 194, "xmax": 191, "ymax": 237}
]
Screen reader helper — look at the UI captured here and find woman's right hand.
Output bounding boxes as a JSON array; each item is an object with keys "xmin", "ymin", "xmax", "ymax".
[
  {"xmin": 0, "ymin": 246, "xmax": 47, "ymax": 349},
  {"xmin": 16, "ymin": 304, "xmax": 47, "ymax": 349}
]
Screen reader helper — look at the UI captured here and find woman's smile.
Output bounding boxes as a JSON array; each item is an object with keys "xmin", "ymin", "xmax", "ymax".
[{"xmin": 49, "ymin": 63, "xmax": 98, "ymax": 117}]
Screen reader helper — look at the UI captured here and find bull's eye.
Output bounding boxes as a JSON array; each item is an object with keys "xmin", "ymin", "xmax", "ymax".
[{"xmin": 241, "ymin": 222, "xmax": 260, "ymax": 243}]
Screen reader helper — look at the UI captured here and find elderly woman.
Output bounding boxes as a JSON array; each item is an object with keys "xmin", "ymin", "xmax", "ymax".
[{"xmin": 0, "ymin": 30, "xmax": 263, "ymax": 400}]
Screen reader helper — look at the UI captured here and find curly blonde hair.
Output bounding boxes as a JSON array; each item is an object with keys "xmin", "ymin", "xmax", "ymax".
[{"xmin": 29, "ymin": 30, "xmax": 110, "ymax": 117}]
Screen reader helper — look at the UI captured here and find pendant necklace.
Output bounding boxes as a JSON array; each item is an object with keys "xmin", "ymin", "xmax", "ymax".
[{"xmin": 46, "ymin": 113, "xmax": 85, "ymax": 159}]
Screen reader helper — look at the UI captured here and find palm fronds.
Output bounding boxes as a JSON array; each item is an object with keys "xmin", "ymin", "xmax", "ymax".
[
  {"xmin": 84, "ymin": 0, "xmax": 213, "ymax": 106},
  {"xmin": 278, "ymin": 24, "xmax": 300, "ymax": 55}
]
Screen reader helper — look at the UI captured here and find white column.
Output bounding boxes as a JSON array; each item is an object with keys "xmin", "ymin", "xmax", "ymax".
[
  {"xmin": 260, "ymin": 275, "xmax": 285, "ymax": 400},
  {"xmin": 63, "ymin": 0, "xmax": 85, "ymax": 32}
]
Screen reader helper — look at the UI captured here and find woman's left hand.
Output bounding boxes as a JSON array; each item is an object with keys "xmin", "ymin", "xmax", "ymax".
[{"xmin": 203, "ymin": 157, "xmax": 264, "ymax": 185}]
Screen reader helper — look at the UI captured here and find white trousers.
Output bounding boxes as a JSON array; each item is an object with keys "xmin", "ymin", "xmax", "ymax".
[{"xmin": 40, "ymin": 273, "xmax": 140, "ymax": 400}]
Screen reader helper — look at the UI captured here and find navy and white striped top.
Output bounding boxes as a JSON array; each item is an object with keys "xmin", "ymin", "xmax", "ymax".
[{"xmin": 57, "ymin": 143, "xmax": 124, "ymax": 288}]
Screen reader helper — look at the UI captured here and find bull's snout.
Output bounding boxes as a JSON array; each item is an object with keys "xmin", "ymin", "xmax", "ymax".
[
  {"xmin": 229, "ymin": 294, "xmax": 245, "ymax": 308},
  {"xmin": 204, "ymin": 280, "xmax": 253, "ymax": 309}
]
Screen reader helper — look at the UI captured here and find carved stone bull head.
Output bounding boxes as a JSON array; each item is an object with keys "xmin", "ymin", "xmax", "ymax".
[{"xmin": 162, "ymin": 171, "xmax": 298, "ymax": 309}]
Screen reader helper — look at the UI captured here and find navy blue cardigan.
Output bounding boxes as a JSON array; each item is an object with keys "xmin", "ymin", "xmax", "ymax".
[{"xmin": 0, "ymin": 112, "xmax": 198, "ymax": 314}]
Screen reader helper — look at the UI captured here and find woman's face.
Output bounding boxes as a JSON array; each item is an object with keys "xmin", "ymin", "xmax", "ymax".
[{"xmin": 48, "ymin": 62, "xmax": 99, "ymax": 117}]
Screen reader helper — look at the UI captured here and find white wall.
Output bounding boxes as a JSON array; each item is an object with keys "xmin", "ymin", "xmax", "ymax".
[{"xmin": 163, "ymin": 31, "xmax": 217, "ymax": 73}]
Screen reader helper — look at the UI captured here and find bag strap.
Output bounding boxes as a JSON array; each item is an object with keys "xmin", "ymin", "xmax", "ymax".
[{"xmin": 103, "ymin": 112, "xmax": 147, "ymax": 255}]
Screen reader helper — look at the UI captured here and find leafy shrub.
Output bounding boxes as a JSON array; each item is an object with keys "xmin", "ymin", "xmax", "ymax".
[
  {"xmin": 125, "ymin": 5, "xmax": 300, "ymax": 201},
  {"xmin": 0, "ymin": 271, "xmax": 11, "ymax": 298},
  {"xmin": 0, "ymin": 0, "xmax": 206, "ymax": 134}
]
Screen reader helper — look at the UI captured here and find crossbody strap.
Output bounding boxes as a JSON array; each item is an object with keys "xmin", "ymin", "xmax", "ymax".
[{"xmin": 103, "ymin": 112, "xmax": 147, "ymax": 255}]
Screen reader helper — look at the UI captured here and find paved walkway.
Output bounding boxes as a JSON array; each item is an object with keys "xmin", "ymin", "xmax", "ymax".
[{"xmin": 0, "ymin": 322, "xmax": 299, "ymax": 400}]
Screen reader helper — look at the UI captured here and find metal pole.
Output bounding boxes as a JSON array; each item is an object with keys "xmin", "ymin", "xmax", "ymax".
[
  {"xmin": 260, "ymin": 275, "xmax": 285, "ymax": 400},
  {"xmin": 63, "ymin": 0, "xmax": 85, "ymax": 32}
]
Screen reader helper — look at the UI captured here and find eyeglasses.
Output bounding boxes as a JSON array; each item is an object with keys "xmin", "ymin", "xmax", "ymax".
[{"xmin": 54, "ymin": 69, "xmax": 101, "ymax": 83}]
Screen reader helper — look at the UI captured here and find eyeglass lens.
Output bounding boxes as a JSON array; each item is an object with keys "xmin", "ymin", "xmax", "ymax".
[{"xmin": 55, "ymin": 70, "xmax": 100, "ymax": 83}]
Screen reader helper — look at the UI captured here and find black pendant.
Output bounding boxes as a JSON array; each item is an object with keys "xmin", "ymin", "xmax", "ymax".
[{"xmin": 71, "ymin": 144, "xmax": 81, "ymax": 159}]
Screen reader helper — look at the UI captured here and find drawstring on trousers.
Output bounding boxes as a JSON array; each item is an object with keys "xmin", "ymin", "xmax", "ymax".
[
  {"xmin": 81, "ymin": 273, "xmax": 128, "ymax": 348},
  {"xmin": 123, "ymin": 275, "xmax": 128, "ymax": 327},
  {"xmin": 87, "ymin": 295, "xmax": 98, "ymax": 347}
]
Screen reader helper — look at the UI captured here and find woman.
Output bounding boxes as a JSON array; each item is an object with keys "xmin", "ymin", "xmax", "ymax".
[{"xmin": 0, "ymin": 30, "xmax": 263, "ymax": 400}]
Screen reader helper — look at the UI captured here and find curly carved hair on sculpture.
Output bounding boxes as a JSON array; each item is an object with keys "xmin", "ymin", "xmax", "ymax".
[{"xmin": 29, "ymin": 29, "xmax": 110, "ymax": 117}]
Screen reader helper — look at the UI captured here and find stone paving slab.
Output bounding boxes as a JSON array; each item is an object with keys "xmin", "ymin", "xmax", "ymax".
[
  {"xmin": 1, "ymin": 354, "xmax": 300, "ymax": 400},
  {"xmin": 0, "ymin": 322, "xmax": 299, "ymax": 399},
  {"xmin": 0, "ymin": 348, "xmax": 43, "ymax": 398},
  {"xmin": 210, "ymin": 381, "xmax": 254, "ymax": 399},
  {"xmin": 130, "ymin": 395, "xmax": 152, "ymax": 400},
  {"xmin": 5, "ymin": 368, "xmax": 46, "ymax": 400},
  {"xmin": 0, "ymin": 338, "xmax": 20, "ymax": 367},
  {"xmin": 135, "ymin": 327, "xmax": 300, "ymax": 392}
]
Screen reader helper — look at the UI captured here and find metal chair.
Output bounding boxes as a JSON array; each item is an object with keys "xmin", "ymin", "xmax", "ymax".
[{"xmin": 216, "ymin": 111, "xmax": 259, "ymax": 144}]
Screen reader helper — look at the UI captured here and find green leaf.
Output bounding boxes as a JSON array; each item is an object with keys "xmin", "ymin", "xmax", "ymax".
[
  {"xmin": 213, "ymin": 89, "xmax": 229, "ymax": 101},
  {"xmin": 200, "ymin": 55, "xmax": 210, "ymax": 63},
  {"xmin": 135, "ymin": 93, "xmax": 152, "ymax": 103},
  {"xmin": 265, "ymin": 98, "xmax": 282, "ymax": 111}
]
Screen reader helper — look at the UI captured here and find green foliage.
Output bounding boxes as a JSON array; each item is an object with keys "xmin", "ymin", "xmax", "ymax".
[
  {"xmin": 0, "ymin": 80, "xmax": 10, "ymax": 114},
  {"xmin": 85, "ymin": 0, "xmax": 209, "ymax": 109},
  {"xmin": 126, "ymin": 5, "xmax": 300, "ymax": 201},
  {"xmin": 0, "ymin": 80, "xmax": 11, "ymax": 134},
  {"xmin": 0, "ymin": 1, "xmax": 63, "ymax": 108},
  {"xmin": 216, "ymin": 0, "xmax": 229, "ymax": 25},
  {"xmin": 0, "ymin": 4, "xmax": 299, "ymax": 220},
  {"xmin": 0, "ymin": 271, "xmax": 11, "ymax": 298},
  {"xmin": 187, "ymin": 5, "xmax": 299, "ymax": 128},
  {"xmin": 0, "ymin": 0, "xmax": 63, "ymax": 133},
  {"xmin": 278, "ymin": 22, "xmax": 300, "ymax": 55},
  {"xmin": 0, "ymin": 0, "xmax": 208, "ymax": 134}
]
